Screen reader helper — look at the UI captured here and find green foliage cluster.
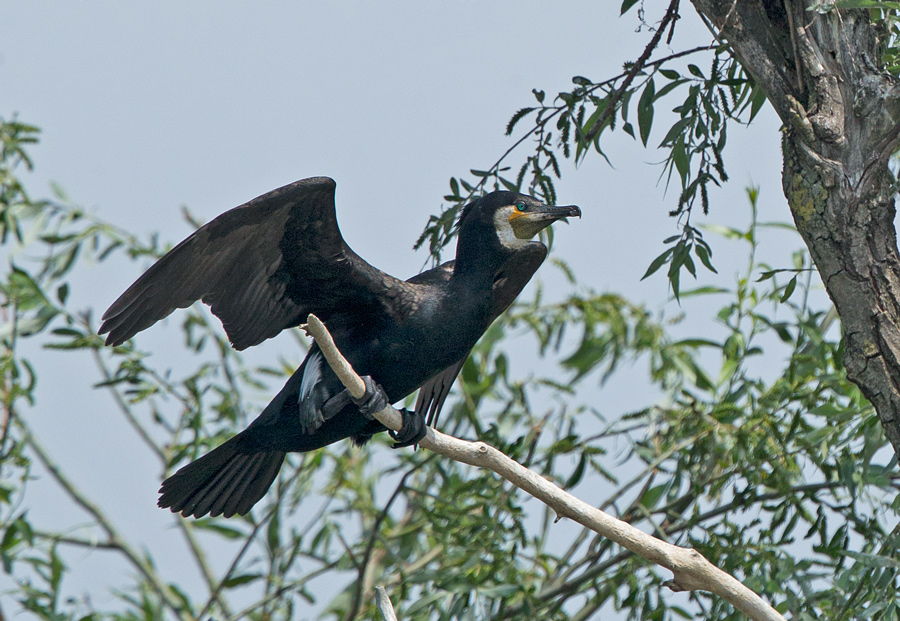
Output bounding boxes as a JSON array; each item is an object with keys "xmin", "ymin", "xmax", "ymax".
[
  {"xmin": 2, "ymin": 109, "xmax": 900, "ymax": 621},
  {"xmin": 418, "ymin": 1, "xmax": 900, "ymax": 300},
  {"xmin": 416, "ymin": 40, "xmax": 762, "ymax": 300}
]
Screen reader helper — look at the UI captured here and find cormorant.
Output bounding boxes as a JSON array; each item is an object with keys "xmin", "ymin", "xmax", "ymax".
[{"xmin": 100, "ymin": 177, "xmax": 580, "ymax": 518}]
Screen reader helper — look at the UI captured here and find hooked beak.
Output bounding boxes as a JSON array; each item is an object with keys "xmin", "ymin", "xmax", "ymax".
[{"xmin": 509, "ymin": 204, "xmax": 582, "ymax": 239}]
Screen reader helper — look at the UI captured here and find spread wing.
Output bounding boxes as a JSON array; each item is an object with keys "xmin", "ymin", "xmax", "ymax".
[
  {"xmin": 414, "ymin": 243, "xmax": 547, "ymax": 428},
  {"xmin": 100, "ymin": 177, "xmax": 411, "ymax": 350}
]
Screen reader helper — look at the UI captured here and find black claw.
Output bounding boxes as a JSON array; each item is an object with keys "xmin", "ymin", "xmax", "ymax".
[
  {"xmin": 390, "ymin": 408, "xmax": 427, "ymax": 448},
  {"xmin": 352, "ymin": 376, "xmax": 389, "ymax": 419}
]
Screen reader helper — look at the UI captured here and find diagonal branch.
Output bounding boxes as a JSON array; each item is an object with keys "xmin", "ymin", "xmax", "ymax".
[
  {"xmin": 304, "ymin": 314, "xmax": 785, "ymax": 621},
  {"xmin": 583, "ymin": 0, "xmax": 682, "ymax": 144}
]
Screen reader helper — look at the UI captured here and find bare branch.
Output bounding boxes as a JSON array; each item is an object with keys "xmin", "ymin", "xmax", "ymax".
[{"xmin": 304, "ymin": 314, "xmax": 785, "ymax": 621}]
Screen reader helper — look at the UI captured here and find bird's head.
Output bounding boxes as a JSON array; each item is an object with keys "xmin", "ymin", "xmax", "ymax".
[{"xmin": 457, "ymin": 190, "xmax": 581, "ymax": 252}]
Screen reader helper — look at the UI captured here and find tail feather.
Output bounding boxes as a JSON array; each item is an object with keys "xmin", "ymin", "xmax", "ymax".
[
  {"xmin": 205, "ymin": 453, "xmax": 265, "ymax": 517},
  {"xmin": 159, "ymin": 436, "xmax": 286, "ymax": 518},
  {"xmin": 190, "ymin": 453, "xmax": 256, "ymax": 517}
]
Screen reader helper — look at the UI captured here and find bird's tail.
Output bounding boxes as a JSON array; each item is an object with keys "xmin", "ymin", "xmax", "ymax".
[{"xmin": 158, "ymin": 435, "xmax": 286, "ymax": 518}]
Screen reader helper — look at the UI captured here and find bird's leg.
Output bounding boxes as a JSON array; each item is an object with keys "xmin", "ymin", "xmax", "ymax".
[
  {"xmin": 321, "ymin": 376, "xmax": 387, "ymax": 421},
  {"xmin": 322, "ymin": 376, "xmax": 426, "ymax": 447},
  {"xmin": 319, "ymin": 390, "xmax": 351, "ymax": 420}
]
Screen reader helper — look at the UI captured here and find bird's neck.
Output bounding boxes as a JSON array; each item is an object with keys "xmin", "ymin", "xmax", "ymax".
[{"xmin": 451, "ymin": 228, "xmax": 508, "ymax": 291}]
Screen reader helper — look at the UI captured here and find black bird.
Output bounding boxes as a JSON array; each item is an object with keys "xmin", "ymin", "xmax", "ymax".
[{"xmin": 100, "ymin": 177, "xmax": 580, "ymax": 518}]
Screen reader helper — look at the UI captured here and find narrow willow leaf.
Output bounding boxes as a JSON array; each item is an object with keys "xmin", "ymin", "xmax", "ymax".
[
  {"xmin": 637, "ymin": 78, "xmax": 656, "ymax": 146},
  {"xmin": 641, "ymin": 247, "xmax": 674, "ymax": 280},
  {"xmin": 781, "ymin": 275, "xmax": 798, "ymax": 302},
  {"xmin": 694, "ymin": 243, "xmax": 717, "ymax": 273}
]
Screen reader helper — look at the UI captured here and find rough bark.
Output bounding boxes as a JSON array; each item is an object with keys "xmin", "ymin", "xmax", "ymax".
[{"xmin": 691, "ymin": 0, "xmax": 900, "ymax": 452}]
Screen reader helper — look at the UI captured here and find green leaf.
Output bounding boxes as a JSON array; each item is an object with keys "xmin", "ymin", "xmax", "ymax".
[
  {"xmin": 694, "ymin": 243, "xmax": 717, "ymax": 273},
  {"xmin": 842, "ymin": 550, "xmax": 900, "ymax": 570},
  {"xmin": 780, "ymin": 275, "xmax": 798, "ymax": 302},
  {"xmin": 672, "ymin": 135, "xmax": 689, "ymax": 183},
  {"xmin": 687, "ymin": 64, "xmax": 705, "ymax": 78},
  {"xmin": 748, "ymin": 82, "xmax": 768, "ymax": 121},
  {"xmin": 653, "ymin": 77, "xmax": 687, "ymax": 101},
  {"xmin": 221, "ymin": 573, "xmax": 262, "ymax": 588},
  {"xmin": 659, "ymin": 68, "xmax": 681, "ymax": 80},
  {"xmin": 190, "ymin": 519, "xmax": 247, "ymax": 540},
  {"xmin": 674, "ymin": 338, "xmax": 722, "ymax": 348},
  {"xmin": 677, "ymin": 285, "xmax": 729, "ymax": 298},
  {"xmin": 564, "ymin": 453, "xmax": 587, "ymax": 488},
  {"xmin": 639, "ymin": 484, "xmax": 668, "ymax": 509},
  {"xmin": 659, "ymin": 117, "xmax": 692, "ymax": 148},
  {"xmin": 637, "ymin": 78, "xmax": 656, "ymax": 146},
  {"xmin": 641, "ymin": 247, "xmax": 674, "ymax": 280}
]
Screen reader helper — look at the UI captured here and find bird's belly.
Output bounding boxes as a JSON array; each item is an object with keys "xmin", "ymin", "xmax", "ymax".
[
  {"xmin": 368, "ymin": 325, "xmax": 479, "ymax": 399},
  {"xmin": 332, "ymin": 294, "xmax": 492, "ymax": 404}
]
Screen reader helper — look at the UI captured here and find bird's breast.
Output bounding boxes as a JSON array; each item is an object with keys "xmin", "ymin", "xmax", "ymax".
[{"xmin": 328, "ymin": 283, "xmax": 494, "ymax": 403}]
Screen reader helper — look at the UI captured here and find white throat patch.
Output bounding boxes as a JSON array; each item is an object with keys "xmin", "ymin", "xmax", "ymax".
[{"xmin": 493, "ymin": 206, "xmax": 529, "ymax": 250}]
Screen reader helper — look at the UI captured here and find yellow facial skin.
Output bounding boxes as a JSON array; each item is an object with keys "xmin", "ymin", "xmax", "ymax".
[
  {"xmin": 508, "ymin": 204, "xmax": 556, "ymax": 239},
  {"xmin": 495, "ymin": 202, "xmax": 580, "ymax": 249}
]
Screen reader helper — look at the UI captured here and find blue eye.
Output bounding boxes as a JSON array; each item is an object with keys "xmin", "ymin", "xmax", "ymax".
[{"xmin": 515, "ymin": 203, "xmax": 526, "ymax": 212}]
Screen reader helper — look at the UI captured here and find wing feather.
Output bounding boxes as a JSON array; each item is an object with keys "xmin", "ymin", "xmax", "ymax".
[{"xmin": 100, "ymin": 177, "xmax": 412, "ymax": 350}]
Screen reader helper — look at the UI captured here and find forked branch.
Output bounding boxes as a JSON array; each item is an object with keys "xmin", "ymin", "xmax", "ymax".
[{"xmin": 304, "ymin": 314, "xmax": 785, "ymax": 621}]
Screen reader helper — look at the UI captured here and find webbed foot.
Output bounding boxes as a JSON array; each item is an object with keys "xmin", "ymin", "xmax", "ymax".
[
  {"xmin": 352, "ymin": 376, "xmax": 389, "ymax": 418},
  {"xmin": 390, "ymin": 408, "xmax": 427, "ymax": 448}
]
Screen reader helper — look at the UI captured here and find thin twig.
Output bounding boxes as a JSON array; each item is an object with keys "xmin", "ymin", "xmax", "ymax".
[
  {"xmin": 500, "ymin": 477, "xmax": 867, "ymax": 617},
  {"xmin": 223, "ymin": 561, "xmax": 341, "ymax": 621},
  {"xmin": 19, "ymin": 419, "xmax": 193, "ymax": 621},
  {"xmin": 92, "ymin": 342, "xmax": 229, "ymax": 613},
  {"xmin": 179, "ymin": 522, "xmax": 233, "ymax": 618},
  {"xmin": 421, "ymin": 40, "xmax": 717, "ymax": 259},
  {"xmin": 196, "ymin": 509, "xmax": 271, "ymax": 620},
  {"xmin": 91, "ymin": 347, "xmax": 165, "ymax": 461},
  {"xmin": 582, "ymin": 0, "xmax": 682, "ymax": 144},
  {"xmin": 345, "ymin": 457, "xmax": 434, "ymax": 620}
]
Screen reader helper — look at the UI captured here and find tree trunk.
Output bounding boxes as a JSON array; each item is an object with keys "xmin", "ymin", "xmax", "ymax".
[{"xmin": 689, "ymin": 1, "xmax": 900, "ymax": 452}]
